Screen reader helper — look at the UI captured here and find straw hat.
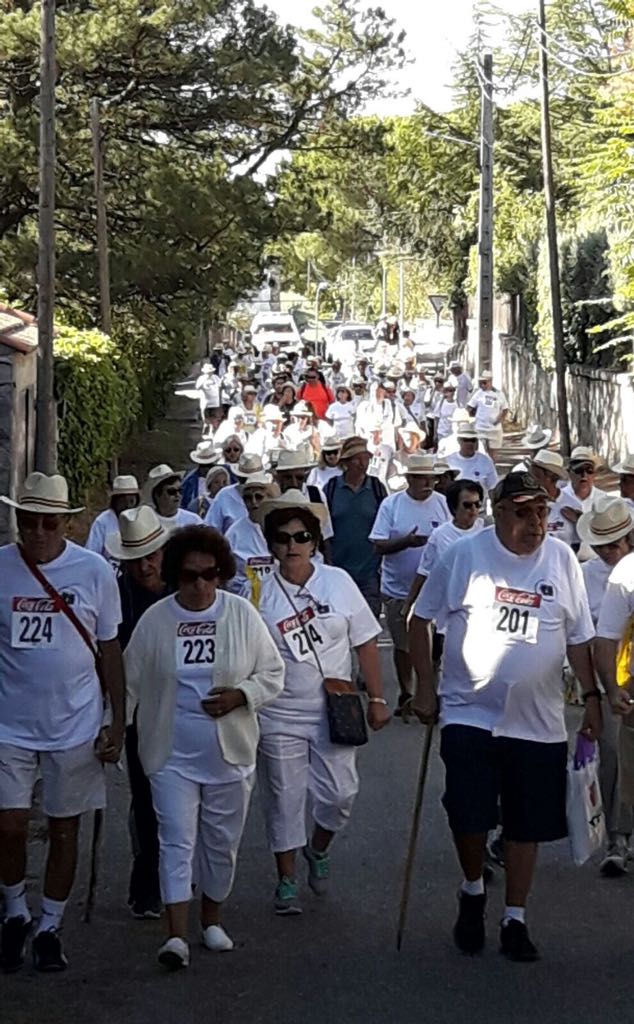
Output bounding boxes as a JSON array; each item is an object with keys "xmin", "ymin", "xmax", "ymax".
[
  {"xmin": 233, "ymin": 453, "xmax": 264, "ymax": 478},
  {"xmin": 398, "ymin": 422, "xmax": 426, "ymax": 442},
  {"xmin": 612, "ymin": 453, "xmax": 634, "ymax": 476},
  {"xmin": 105, "ymin": 506, "xmax": 170, "ymax": 561},
  {"xmin": 189, "ymin": 441, "xmax": 223, "ymax": 465},
  {"xmin": 274, "ymin": 447, "xmax": 316, "ymax": 472},
  {"xmin": 262, "ymin": 404, "xmax": 284, "ymax": 423},
  {"xmin": 450, "ymin": 359, "xmax": 462, "ymax": 369},
  {"xmin": 569, "ymin": 446, "xmax": 602, "ymax": 469},
  {"xmin": 339, "ymin": 436, "xmax": 370, "ymax": 461},
  {"xmin": 578, "ymin": 495, "xmax": 634, "ymax": 547},
  {"xmin": 479, "ymin": 370, "xmax": 493, "ymax": 381},
  {"xmin": 321, "ymin": 436, "xmax": 342, "ymax": 452},
  {"xmin": 521, "ymin": 424, "xmax": 553, "ymax": 450},
  {"xmin": 238, "ymin": 472, "xmax": 278, "ymax": 497},
  {"xmin": 456, "ymin": 423, "xmax": 479, "ymax": 440},
  {"xmin": 442, "ymin": 380, "xmax": 457, "ymax": 391},
  {"xmin": 111, "ymin": 475, "xmax": 140, "ymax": 496},
  {"xmin": 142, "ymin": 464, "xmax": 183, "ymax": 504},
  {"xmin": 404, "ymin": 454, "xmax": 443, "ymax": 476},
  {"xmin": 0, "ymin": 472, "xmax": 84, "ymax": 514},
  {"xmin": 256, "ymin": 488, "xmax": 328, "ymax": 527},
  {"xmin": 433, "ymin": 459, "xmax": 459, "ymax": 477},
  {"xmin": 291, "ymin": 400, "xmax": 313, "ymax": 417},
  {"xmin": 531, "ymin": 449, "xmax": 568, "ymax": 481}
]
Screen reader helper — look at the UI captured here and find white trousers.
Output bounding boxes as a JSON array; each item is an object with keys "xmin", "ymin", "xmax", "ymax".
[
  {"xmin": 150, "ymin": 769, "xmax": 254, "ymax": 905},
  {"xmin": 257, "ymin": 718, "xmax": 359, "ymax": 853}
]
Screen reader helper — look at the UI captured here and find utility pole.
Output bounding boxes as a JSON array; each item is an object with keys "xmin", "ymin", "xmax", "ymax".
[
  {"xmin": 399, "ymin": 259, "xmax": 405, "ymax": 332},
  {"xmin": 90, "ymin": 98, "xmax": 111, "ymax": 335},
  {"xmin": 35, "ymin": 0, "xmax": 57, "ymax": 474},
  {"xmin": 381, "ymin": 262, "xmax": 388, "ymax": 318},
  {"xmin": 476, "ymin": 52, "xmax": 494, "ymax": 379},
  {"xmin": 538, "ymin": 0, "xmax": 571, "ymax": 456},
  {"xmin": 351, "ymin": 255, "xmax": 357, "ymax": 321}
]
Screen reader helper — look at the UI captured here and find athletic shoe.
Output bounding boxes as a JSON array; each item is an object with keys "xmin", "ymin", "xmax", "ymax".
[
  {"xmin": 201, "ymin": 924, "xmax": 234, "ymax": 952},
  {"xmin": 1, "ymin": 915, "xmax": 32, "ymax": 973},
  {"xmin": 130, "ymin": 898, "xmax": 162, "ymax": 920},
  {"xmin": 32, "ymin": 929, "xmax": 68, "ymax": 972},
  {"xmin": 600, "ymin": 838, "xmax": 629, "ymax": 877},
  {"xmin": 158, "ymin": 936, "xmax": 190, "ymax": 970},
  {"xmin": 274, "ymin": 876, "xmax": 302, "ymax": 916},
  {"xmin": 453, "ymin": 892, "xmax": 486, "ymax": 954},
  {"xmin": 303, "ymin": 846, "xmax": 330, "ymax": 896},
  {"xmin": 499, "ymin": 919, "xmax": 540, "ymax": 962}
]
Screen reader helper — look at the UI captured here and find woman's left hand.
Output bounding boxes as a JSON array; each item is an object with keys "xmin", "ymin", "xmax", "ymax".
[
  {"xmin": 201, "ymin": 687, "xmax": 246, "ymax": 718},
  {"xmin": 366, "ymin": 701, "xmax": 391, "ymax": 732}
]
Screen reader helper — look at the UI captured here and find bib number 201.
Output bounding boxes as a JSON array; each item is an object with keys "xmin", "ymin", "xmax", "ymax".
[{"xmin": 495, "ymin": 605, "xmax": 538, "ymax": 644}]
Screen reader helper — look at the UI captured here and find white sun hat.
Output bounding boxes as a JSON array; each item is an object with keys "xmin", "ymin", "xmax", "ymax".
[
  {"xmin": 531, "ymin": 449, "xmax": 569, "ymax": 481},
  {"xmin": 189, "ymin": 441, "xmax": 223, "ymax": 465},
  {"xmin": 110, "ymin": 474, "xmax": 140, "ymax": 496},
  {"xmin": 238, "ymin": 472, "xmax": 275, "ymax": 492},
  {"xmin": 233, "ymin": 453, "xmax": 265, "ymax": 478},
  {"xmin": 105, "ymin": 506, "xmax": 171, "ymax": 561},
  {"xmin": 521, "ymin": 424, "xmax": 553, "ymax": 449},
  {"xmin": 569, "ymin": 446, "xmax": 603, "ymax": 469},
  {"xmin": 398, "ymin": 421, "xmax": 426, "ymax": 441},
  {"xmin": 0, "ymin": 472, "xmax": 85, "ymax": 514},
  {"xmin": 612, "ymin": 453, "xmax": 634, "ymax": 476},
  {"xmin": 404, "ymin": 453, "xmax": 444, "ymax": 476},
  {"xmin": 142, "ymin": 464, "xmax": 183, "ymax": 504},
  {"xmin": 274, "ymin": 447, "xmax": 316, "ymax": 472},
  {"xmin": 577, "ymin": 495, "xmax": 634, "ymax": 547},
  {"xmin": 256, "ymin": 487, "xmax": 328, "ymax": 527},
  {"xmin": 262, "ymin": 404, "xmax": 284, "ymax": 423}
]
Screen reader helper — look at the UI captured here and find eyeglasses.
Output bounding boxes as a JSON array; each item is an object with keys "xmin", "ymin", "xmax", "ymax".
[
  {"xmin": 165, "ymin": 487, "xmax": 181, "ymax": 497},
  {"xmin": 179, "ymin": 566, "xmax": 221, "ymax": 583},
  {"xmin": 305, "ymin": 375, "xmax": 318, "ymax": 382},
  {"xmin": 571, "ymin": 464, "xmax": 595, "ymax": 476},
  {"xmin": 272, "ymin": 529, "xmax": 314, "ymax": 546},
  {"xmin": 460, "ymin": 500, "xmax": 482, "ymax": 510},
  {"xmin": 224, "ymin": 446, "xmax": 242, "ymax": 454},
  {"xmin": 17, "ymin": 513, "xmax": 64, "ymax": 532},
  {"xmin": 324, "ymin": 450, "xmax": 339, "ymax": 457}
]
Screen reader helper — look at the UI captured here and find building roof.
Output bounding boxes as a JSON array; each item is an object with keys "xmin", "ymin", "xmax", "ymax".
[{"xmin": 0, "ymin": 303, "xmax": 39, "ymax": 354}]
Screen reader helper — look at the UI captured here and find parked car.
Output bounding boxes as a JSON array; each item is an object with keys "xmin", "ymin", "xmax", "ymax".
[
  {"xmin": 325, "ymin": 322, "xmax": 377, "ymax": 362},
  {"xmin": 249, "ymin": 312, "xmax": 303, "ymax": 353}
]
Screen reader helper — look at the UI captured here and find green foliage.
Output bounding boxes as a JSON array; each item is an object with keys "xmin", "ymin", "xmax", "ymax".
[{"xmin": 54, "ymin": 326, "xmax": 141, "ymax": 498}]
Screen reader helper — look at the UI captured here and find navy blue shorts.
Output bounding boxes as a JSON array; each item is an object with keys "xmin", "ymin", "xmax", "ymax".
[{"xmin": 440, "ymin": 725, "xmax": 568, "ymax": 843}]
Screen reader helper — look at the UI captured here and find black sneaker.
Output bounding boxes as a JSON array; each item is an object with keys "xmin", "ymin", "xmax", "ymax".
[
  {"xmin": 32, "ymin": 929, "xmax": 68, "ymax": 972},
  {"xmin": 453, "ymin": 892, "xmax": 486, "ymax": 954},
  {"xmin": 1, "ymin": 915, "xmax": 32, "ymax": 973},
  {"xmin": 499, "ymin": 919, "xmax": 540, "ymax": 962},
  {"xmin": 130, "ymin": 898, "xmax": 162, "ymax": 920}
]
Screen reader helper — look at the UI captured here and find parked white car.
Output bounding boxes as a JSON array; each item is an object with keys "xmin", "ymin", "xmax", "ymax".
[
  {"xmin": 249, "ymin": 312, "xmax": 303, "ymax": 353},
  {"xmin": 325, "ymin": 322, "xmax": 377, "ymax": 363}
]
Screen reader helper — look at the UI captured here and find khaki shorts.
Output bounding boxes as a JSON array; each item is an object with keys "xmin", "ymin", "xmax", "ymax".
[
  {"xmin": 0, "ymin": 740, "xmax": 106, "ymax": 818},
  {"xmin": 477, "ymin": 425, "xmax": 504, "ymax": 450},
  {"xmin": 383, "ymin": 596, "xmax": 409, "ymax": 653}
]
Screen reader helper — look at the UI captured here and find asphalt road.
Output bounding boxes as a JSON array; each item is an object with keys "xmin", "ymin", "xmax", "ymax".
[{"xmin": 3, "ymin": 639, "xmax": 632, "ymax": 1024}]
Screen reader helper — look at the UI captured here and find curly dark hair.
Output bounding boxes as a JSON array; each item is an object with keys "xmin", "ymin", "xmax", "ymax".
[
  {"xmin": 161, "ymin": 525, "xmax": 236, "ymax": 588},
  {"xmin": 446, "ymin": 479, "xmax": 484, "ymax": 516},
  {"xmin": 263, "ymin": 507, "xmax": 322, "ymax": 552}
]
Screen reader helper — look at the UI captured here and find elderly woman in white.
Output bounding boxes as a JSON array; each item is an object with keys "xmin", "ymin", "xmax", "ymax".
[
  {"xmin": 124, "ymin": 525, "xmax": 284, "ymax": 970},
  {"xmin": 225, "ymin": 474, "xmax": 279, "ymax": 605}
]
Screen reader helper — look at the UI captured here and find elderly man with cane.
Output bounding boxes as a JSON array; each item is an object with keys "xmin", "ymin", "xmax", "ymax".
[{"xmin": 408, "ymin": 472, "xmax": 599, "ymax": 962}]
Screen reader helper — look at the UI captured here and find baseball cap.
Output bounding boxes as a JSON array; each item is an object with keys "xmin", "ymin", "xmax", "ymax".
[{"xmin": 491, "ymin": 472, "xmax": 548, "ymax": 506}]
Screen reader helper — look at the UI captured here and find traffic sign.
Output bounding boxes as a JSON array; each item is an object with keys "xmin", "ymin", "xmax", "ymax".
[{"xmin": 428, "ymin": 294, "xmax": 448, "ymax": 327}]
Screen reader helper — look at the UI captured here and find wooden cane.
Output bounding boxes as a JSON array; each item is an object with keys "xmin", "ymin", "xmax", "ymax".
[
  {"xmin": 83, "ymin": 808, "xmax": 103, "ymax": 924},
  {"xmin": 396, "ymin": 722, "xmax": 435, "ymax": 951}
]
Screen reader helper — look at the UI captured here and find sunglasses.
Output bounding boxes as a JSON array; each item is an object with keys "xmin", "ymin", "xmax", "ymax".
[
  {"xmin": 165, "ymin": 487, "xmax": 181, "ymax": 497},
  {"xmin": 273, "ymin": 529, "xmax": 314, "ymax": 546},
  {"xmin": 324, "ymin": 450, "xmax": 339, "ymax": 457},
  {"xmin": 179, "ymin": 566, "xmax": 221, "ymax": 583},
  {"xmin": 224, "ymin": 446, "xmax": 242, "ymax": 454},
  {"xmin": 571, "ymin": 465, "xmax": 595, "ymax": 476},
  {"xmin": 17, "ymin": 513, "xmax": 64, "ymax": 532},
  {"xmin": 461, "ymin": 500, "xmax": 482, "ymax": 510},
  {"xmin": 305, "ymin": 376, "xmax": 318, "ymax": 381}
]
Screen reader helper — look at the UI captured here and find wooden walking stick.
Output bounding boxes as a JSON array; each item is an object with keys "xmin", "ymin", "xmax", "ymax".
[
  {"xmin": 84, "ymin": 808, "xmax": 104, "ymax": 923},
  {"xmin": 396, "ymin": 722, "xmax": 435, "ymax": 951}
]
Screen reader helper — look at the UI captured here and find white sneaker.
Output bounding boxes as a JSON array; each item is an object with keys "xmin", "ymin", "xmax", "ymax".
[
  {"xmin": 158, "ymin": 936, "xmax": 190, "ymax": 970},
  {"xmin": 201, "ymin": 924, "xmax": 234, "ymax": 952},
  {"xmin": 600, "ymin": 838, "xmax": 629, "ymax": 877}
]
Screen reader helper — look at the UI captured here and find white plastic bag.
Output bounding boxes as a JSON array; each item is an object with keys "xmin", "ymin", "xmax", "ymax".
[{"xmin": 566, "ymin": 735, "xmax": 605, "ymax": 866}]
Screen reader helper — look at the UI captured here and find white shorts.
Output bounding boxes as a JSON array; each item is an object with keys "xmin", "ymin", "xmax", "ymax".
[
  {"xmin": 0, "ymin": 741, "xmax": 106, "ymax": 818},
  {"xmin": 477, "ymin": 425, "xmax": 503, "ymax": 450}
]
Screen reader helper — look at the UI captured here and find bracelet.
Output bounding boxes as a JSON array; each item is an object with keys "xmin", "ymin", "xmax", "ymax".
[
  {"xmin": 368, "ymin": 697, "xmax": 388, "ymax": 705},
  {"xmin": 581, "ymin": 689, "xmax": 602, "ymax": 703}
]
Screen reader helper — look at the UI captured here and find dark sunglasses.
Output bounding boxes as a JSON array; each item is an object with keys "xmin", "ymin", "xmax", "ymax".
[
  {"xmin": 224, "ymin": 446, "xmax": 242, "ymax": 454},
  {"xmin": 17, "ymin": 513, "xmax": 64, "ymax": 532},
  {"xmin": 165, "ymin": 486, "xmax": 181, "ymax": 497},
  {"xmin": 324, "ymin": 450, "xmax": 339, "ymax": 457},
  {"xmin": 180, "ymin": 566, "xmax": 221, "ymax": 583},
  {"xmin": 571, "ymin": 464, "xmax": 595, "ymax": 476},
  {"xmin": 461, "ymin": 500, "xmax": 482, "ymax": 510},
  {"xmin": 273, "ymin": 529, "xmax": 314, "ymax": 546}
]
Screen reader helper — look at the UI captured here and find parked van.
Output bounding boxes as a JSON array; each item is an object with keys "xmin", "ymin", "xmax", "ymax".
[{"xmin": 249, "ymin": 312, "xmax": 303, "ymax": 353}]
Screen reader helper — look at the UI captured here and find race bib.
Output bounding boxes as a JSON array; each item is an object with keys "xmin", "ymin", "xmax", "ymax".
[
  {"xmin": 276, "ymin": 606, "xmax": 325, "ymax": 663},
  {"xmin": 548, "ymin": 520, "xmax": 565, "ymax": 534},
  {"xmin": 493, "ymin": 587, "xmax": 540, "ymax": 645},
  {"xmin": 11, "ymin": 597, "xmax": 60, "ymax": 649},
  {"xmin": 246, "ymin": 555, "xmax": 274, "ymax": 580},
  {"xmin": 176, "ymin": 621, "xmax": 216, "ymax": 671}
]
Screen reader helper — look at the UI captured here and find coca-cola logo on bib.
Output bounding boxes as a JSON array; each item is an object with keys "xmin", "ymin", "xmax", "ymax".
[
  {"xmin": 176, "ymin": 622, "xmax": 216, "ymax": 637},
  {"xmin": 12, "ymin": 597, "xmax": 56, "ymax": 613},
  {"xmin": 494, "ymin": 587, "xmax": 541, "ymax": 608}
]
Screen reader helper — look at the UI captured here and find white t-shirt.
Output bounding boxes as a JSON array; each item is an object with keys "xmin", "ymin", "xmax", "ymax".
[
  {"xmin": 469, "ymin": 388, "xmax": 508, "ymax": 432},
  {"xmin": 416, "ymin": 529, "xmax": 594, "ymax": 742},
  {"xmin": 225, "ymin": 516, "xmax": 274, "ymax": 600},
  {"xmin": 0, "ymin": 541, "xmax": 122, "ymax": 750},
  {"xmin": 582, "ymin": 557, "xmax": 613, "ymax": 627},
  {"xmin": 596, "ymin": 552, "xmax": 634, "ymax": 641},
  {"xmin": 307, "ymin": 465, "xmax": 342, "ymax": 491},
  {"xmin": 160, "ymin": 592, "xmax": 251, "ymax": 784},
  {"xmin": 449, "ymin": 371, "xmax": 473, "ymax": 408},
  {"xmin": 367, "ymin": 442, "xmax": 394, "ymax": 486},
  {"xmin": 205, "ymin": 483, "xmax": 247, "ymax": 532},
  {"xmin": 157, "ymin": 508, "xmax": 202, "ymax": 531},
  {"xmin": 303, "ymin": 482, "xmax": 334, "ymax": 541},
  {"xmin": 370, "ymin": 490, "xmax": 450, "ymax": 599},
  {"xmin": 553, "ymin": 484, "xmax": 600, "ymax": 553},
  {"xmin": 258, "ymin": 565, "xmax": 380, "ymax": 723},
  {"xmin": 436, "ymin": 399, "xmax": 458, "ymax": 440},
  {"xmin": 85, "ymin": 508, "xmax": 118, "ymax": 560},
  {"xmin": 446, "ymin": 451, "xmax": 498, "ymax": 493},
  {"xmin": 417, "ymin": 519, "xmax": 484, "ymax": 576},
  {"xmin": 325, "ymin": 401, "xmax": 355, "ymax": 437}
]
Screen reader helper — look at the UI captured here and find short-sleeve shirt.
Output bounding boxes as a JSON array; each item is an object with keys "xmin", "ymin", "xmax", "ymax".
[
  {"xmin": 596, "ymin": 552, "xmax": 634, "ymax": 640},
  {"xmin": 446, "ymin": 451, "xmax": 498, "ymax": 493},
  {"xmin": 205, "ymin": 483, "xmax": 247, "ymax": 532},
  {"xmin": 225, "ymin": 516, "xmax": 274, "ymax": 600},
  {"xmin": 468, "ymin": 388, "xmax": 508, "ymax": 431},
  {"xmin": 0, "ymin": 541, "xmax": 122, "ymax": 750},
  {"xmin": 258, "ymin": 565, "xmax": 381, "ymax": 722},
  {"xmin": 417, "ymin": 519, "xmax": 484, "ymax": 577},
  {"xmin": 415, "ymin": 528, "xmax": 594, "ymax": 742},
  {"xmin": 582, "ymin": 557, "xmax": 612, "ymax": 627},
  {"xmin": 370, "ymin": 490, "xmax": 450, "ymax": 599}
]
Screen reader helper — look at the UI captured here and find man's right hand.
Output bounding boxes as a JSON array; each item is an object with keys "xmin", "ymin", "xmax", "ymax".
[
  {"xmin": 407, "ymin": 528, "xmax": 427, "ymax": 548},
  {"xmin": 411, "ymin": 684, "xmax": 438, "ymax": 725},
  {"xmin": 610, "ymin": 686, "xmax": 634, "ymax": 717}
]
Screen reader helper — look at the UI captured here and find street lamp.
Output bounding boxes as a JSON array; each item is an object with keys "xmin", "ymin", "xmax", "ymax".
[{"xmin": 315, "ymin": 281, "xmax": 329, "ymax": 359}]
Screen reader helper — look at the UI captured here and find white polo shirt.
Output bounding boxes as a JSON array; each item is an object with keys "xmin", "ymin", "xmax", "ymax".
[
  {"xmin": 0, "ymin": 541, "xmax": 122, "ymax": 750},
  {"xmin": 416, "ymin": 528, "xmax": 594, "ymax": 742},
  {"xmin": 370, "ymin": 490, "xmax": 450, "ymax": 599}
]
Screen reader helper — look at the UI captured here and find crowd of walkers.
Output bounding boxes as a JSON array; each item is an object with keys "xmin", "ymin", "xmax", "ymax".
[{"xmin": 1, "ymin": 328, "xmax": 634, "ymax": 974}]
